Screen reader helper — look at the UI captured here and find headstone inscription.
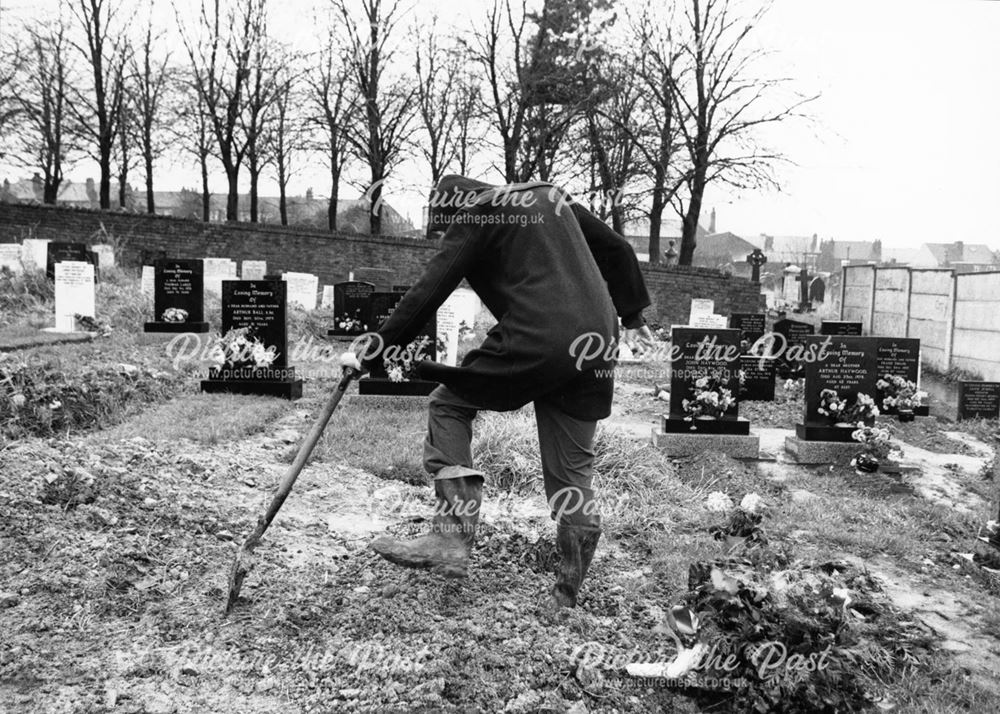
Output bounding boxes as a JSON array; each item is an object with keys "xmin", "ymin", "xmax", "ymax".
[
  {"xmin": 739, "ymin": 355, "xmax": 777, "ymax": 402},
  {"xmin": 772, "ymin": 318, "xmax": 815, "ymax": 377},
  {"xmin": 144, "ymin": 259, "xmax": 210, "ymax": 333},
  {"xmin": 958, "ymin": 382, "xmax": 1000, "ymax": 421},
  {"xmin": 203, "ymin": 258, "xmax": 237, "ymax": 298},
  {"xmin": 47, "ymin": 261, "xmax": 96, "ymax": 332},
  {"xmin": 328, "ymin": 281, "xmax": 375, "ymax": 336},
  {"xmin": 729, "ymin": 313, "xmax": 766, "ymax": 350},
  {"xmin": 200, "ymin": 280, "xmax": 303, "ymax": 399},
  {"xmin": 662, "ymin": 327, "xmax": 748, "ymax": 434},
  {"xmin": 357, "ymin": 290, "xmax": 439, "ymax": 396},
  {"xmin": 0, "ymin": 243, "xmax": 23, "ymax": 274},
  {"xmin": 20, "ymin": 239, "xmax": 50, "ymax": 270},
  {"xmin": 688, "ymin": 299, "xmax": 715, "ymax": 326},
  {"xmin": 352, "ymin": 267, "xmax": 393, "ymax": 290},
  {"xmin": 796, "ymin": 335, "xmax": 877, "ymax": 442},
  {"xmin": 875, "ymin": 337, "xmax": 927, "ymax": 415},
  {"xmin": 820, "ymin": 321, "xmax": 863, "ymax": 336}
]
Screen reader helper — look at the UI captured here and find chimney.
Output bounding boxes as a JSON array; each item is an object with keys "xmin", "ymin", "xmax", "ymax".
[
  {"xmin": 811, "ymin": 233, "xmax": 818, "ymax": 252},
  {"xmin": 306, "ymin": 187, "xmax": 313, "ymax": 201},
  {"xmin": 85, "ymin": 178, "xmax": 97, "ymax": 204},
  {"xmin": 763, "ymin": 234, "xmax": 774, "ymax": 251},
  {"xmin": 954, "ymin": 240, "xmax": 964, "ymax": 262},
  {"xmin": 708, "ymin": 207, "xmax": 716, "ymax": 233}
]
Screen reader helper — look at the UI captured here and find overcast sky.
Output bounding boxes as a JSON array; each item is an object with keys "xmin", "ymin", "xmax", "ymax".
[{"xmin": 4, "ymin": 0, "xmax": 998, "ymax": 250}]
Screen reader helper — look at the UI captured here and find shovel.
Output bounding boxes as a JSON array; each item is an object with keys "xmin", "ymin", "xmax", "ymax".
[{"xmin": 225, "ymin": 367, "xmax": 360, "ymax": 614}]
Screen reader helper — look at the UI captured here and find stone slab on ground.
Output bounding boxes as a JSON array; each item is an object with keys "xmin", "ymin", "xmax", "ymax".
[
  {"xmin": 347, "ymin": 394, "xmax": 432, "ymax": 409},
  {"xmin": 652, "ymin": 427, "xmax": 760, "ymax": 458},
  {"xmin": 784, "ymin": 435, "xmax": 861, "ymax": 464},
  {"xmin": 0, "ymin": 330, "xmax": 95, "ymax": 351}
]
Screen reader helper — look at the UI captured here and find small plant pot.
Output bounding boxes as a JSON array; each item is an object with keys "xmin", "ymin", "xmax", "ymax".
[
  {"xmin": 897, "ymin": 409, "xmax": 915, "ymax": 423},
  {"xmin": 855, "ymin": 453, "xmax": 880, "ymax": 473}
]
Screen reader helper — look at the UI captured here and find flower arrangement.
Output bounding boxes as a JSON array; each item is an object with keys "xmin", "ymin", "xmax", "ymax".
[
  {"xmin": 336, "ymin": 311, "xmax": 366, "ymax": 334},
  {"xmin": 682, "ymin": 373, "xmax": 736, "ymax": 423},
  {"xmin": 209, "ymin": 327, "xmax": 277, "ymax": 370},
  {"xmin": 877, "ymin": 374, "xmax": 926, "ymax": 412},
  {"xmin": 706, "ymin": 491, "xmax": 766, "ymax": 543},
  {"xmin": 383, "ymin": 334, "xmax": 447, "ymax": 382},
  {"xmin": 161, "ymin": 307, "xmax": 188, "ymax": 323},
  {"xmin": 851, "ymin": 423, "xmax": 892, "ymax": 459},
  {"xmin": 817, "ymin": 389, "xmax": 879, "ymax": 425}
]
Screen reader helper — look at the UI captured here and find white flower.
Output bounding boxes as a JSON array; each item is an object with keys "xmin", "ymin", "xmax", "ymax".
[
  {"xmin": 50, "ymin": 399, "xmax": 62, "ymax": 410},
  {"xmin": 11, "ymin": 393, "xmax": 25, "ymax": 408},
  {"xmin": 740, "ymin": 493, "xmax": 764, "ymax": 513},
  {"xmin": 387, "ymin": 365, "xmax": 405, "ymax": 383},
  {"xmin": 705, "ymin": 491, "xmax": 734, "ymax": 513},
  {"xmin": 695, "ymin": 377, "xmax": 709, "ymax": 389},
  {"xmin": 208, "ymin": 345, "xmax": 226, "ymax": 367}
]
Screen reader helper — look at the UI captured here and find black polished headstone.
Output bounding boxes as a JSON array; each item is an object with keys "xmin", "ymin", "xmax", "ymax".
[
  {"xmin": 358, "ymin": 290, "xmax": 438, "ymax": 394},
  {"xmin": 329, "ymin": 281, "xmax": 375, "ymax": 337},
  {"xmin": 820, "ymin": 321, "xmax": 863, "ymax": 336},
  {"xmin": 729, "ymin": 313, "xmax": 766, "ymax": 350},
  {"xmin": 958, "ymin": 382, "xmax": 1000, "ymax": 421},
  {"xmin": 740, "ymin": 355, "xmax": 777, "ymax": 401},
  {"xmin": 201, "ymin": 279, "xmax": 302, "ymax": 399},
  {"xmin": 662, "ymin": 327, "xmax": 748, "ymax": 434},
  {"xmin": 144, "ymin": 259, "xmax": 209, "ymax": 333},
  {"xmin": 798, "ymin": 335, "xmax": 877, "ymax": 441},
  {"xmin": 772, "ymin": 318, "xmax": 815, "ymax": 377},
  {"xmin": 46, "ymin": 242, "xmax": 90, "ymax": 280}
]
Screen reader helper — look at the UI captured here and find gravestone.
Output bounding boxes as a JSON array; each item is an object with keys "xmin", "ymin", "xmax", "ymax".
[
  {"xmin": 328, "ymin": 281, "xmax": 375, "ymax": 336},
  {"xmin": 45, "ymin": 261, "xmax": 96, "ymax": 333},
  {"xmin": 739, "ymin": 355, "xmax": 777, "ymax": 401},
  {"xmin": 92, "ymin": 244, "xmax": 115, "ymax": 270},
  {"xmin": 46, "ymin": 242, "xmax": 94, "ymax": 281},
  {"xmin": 140, "ymin": 249, "xmax": 167, "ymax": 266},
  {"xmin": 809, "ymin": 276, "xmax": 826, "ymax": 304},
  {"xmin": 653, "ymin": 327, "xmax": 757, "ymax": 457},
  {"xmin": 0, "ymin": 243, "xmax": 22, "ymax": 274},
  {"xmin": 143, "ymin": 259, "xmax": 210, "ymax": 333},
  {"xmin": 785, "ymin": 335, "xmax": 879, "ymax": 463},
  {"xmin": 436, "ymin": 294, "xmax": 465, "ymax": 367},
  {"xmin": 690, "ymin": 314, "xmax": 728, "ymax": 329},
  {"xmin": 958, "ymin": 382, "xmax": 1000, "ymax": 421},
  {"xmin": 353, "ymin": 267, "xmax": 393, "ymax": 290},
  {"xmin": 820, "ymin": 320, "xmax": 863, "ymax": 336},
  {"xmin": 772, "ymin": 317, "xmax": 815, "ymax": 377},
  {"xmin": 203, "ymin": 258, "xmax": 237, "ymax": 298},
  {"xmin": 321, "ymin": 285, "xmax": 335, "ymax": 310},
  {"xmin": 20, "ymin": 239, "xmax": 50, "ymax": 270},
  {"xmin": 875, "ymin": 337, "xmax": 927, "ymax": 415},
  {"xmin": 201, "ymin": 280, "xmax": 303, "ymax": 399},
  {"xmin": 141, "ymin": 266, "xmax": 155, "ymax": 299},
  {"xmin": 688, "ymin": 298, "xmax": 715, "ymax": 325},
  {"xmin": 241, "ymin": 260, "xmax": 267, "ymax": 280},
  {"xmin": 283, "ymin": 272, "xmax": 319, "ymax": 310},
  {"xmin": 729, "ymin": 313, "xmax": 766, "ymax": 350},
  {"xmin": 357, "ymin": 290, "xmax": 439, "ymax": 396}
]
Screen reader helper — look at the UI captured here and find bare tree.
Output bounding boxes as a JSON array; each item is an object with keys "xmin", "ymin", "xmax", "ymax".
[
  {"xmin": 0, "ymin": 30, "xmax": 24, "ymax": 153},
  {"xmin": 178, "ymin": 0, "xmax": 266, "ymax": 221},
  {"xmin": 68, "ymin": 0, "xmax": 129, "ymax": 209},
  {"xmin": 267, "ymin": 64, "xmax": 304, "ymax": 226},
  {"xmin": 335, "ymin": 0, "xmax": 417, "ymax": 236},
  {"xmin": 243, "ymin": 32, "xmax": 282, "ymax": 223},
  {"xmin": 450, "ymin": 70, "xmax": 483, "ymax": 177},
  {"xmin": 113, "ymin": 88, "xmax": 138, "ymax": 208},
  {"xmin": 671, "ymin": 0, "xmax": 814, "ymax": 265},
  {"xmin": 413, "ymin": 19, "xmax": 462, "ymax": 186},
  {"xmin": 307, "ymin": 36, "xmax": 355, "ymax": 232},
  {"xmin": 128, "ymin": 16, "xmax": 173, "ymax": 214},
  {"xmin": 11, "ymin": 21, "xmax": 77, "ymax": 204}
]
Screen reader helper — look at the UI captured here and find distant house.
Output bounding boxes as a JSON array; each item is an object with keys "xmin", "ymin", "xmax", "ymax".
[
  {"xmin": 747, "ymin": 234, "xmax": 822, "ymax": 270},
  {"xmin": 0, "ymin": 175, "xmax": 415, "ymax": 235},
  {"xmin": 817, "ymin": 239, "xmax": 882, "ymax": 272},
  {"xmin": 913, "ymin": 241, "xmax": 998, "ymax": 272}
]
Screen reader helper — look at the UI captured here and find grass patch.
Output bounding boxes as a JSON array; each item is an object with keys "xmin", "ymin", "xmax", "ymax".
[{"xmin": 96, "ymin": 393, "xmax": 293, "ymax": 445}]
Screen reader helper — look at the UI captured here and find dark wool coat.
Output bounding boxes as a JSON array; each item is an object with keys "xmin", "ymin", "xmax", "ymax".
[{"xmin": 366, "ymin": 179, "xmax": 651, "ymax": 420}]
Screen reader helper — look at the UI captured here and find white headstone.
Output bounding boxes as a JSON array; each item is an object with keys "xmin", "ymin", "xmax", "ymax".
[
  {"xmin": 92, "ymin": 244, "xmax": 115, "ymax": 269},
  {"xmin": 688, "ymin": 299, "xmax": 715, "ymax": 326},
  {"xmin": 690, "ymin": 314, "xmax": 729, "ymax": 329},
  {"xmin": 0, "ymin": 244, "xmax": 23, "ymax": 274},
  {"xmin": 241, "ymin": 260, "xmax": 267, "ymax": 280},
  {"xmin": 20, "ymin": 238, "xmax": 50, "ymax": 270},
  {"xmin": 283, "ymin": 272, "xmax": 319, "ymax": 310},
  {"xmin": 141, "ymin": 265, "xmax": 155, "ymax": 299},
  {"xmin": 203, "ymin": 258, "xmax": 237, "ymax": 298},
  {"xmin": 437, "ymin": 298, "xmax": 461, "ymax": 367},
  {"xmin": 451, "ymin": 287, "xmax": 480, "ymax": 329},
  {"xmin": 321, "ymin": 285, "xmax": 335, "ymax": 310},
  {"xmin": 52, "ymin": 261, "xmax": 96, "ymax": 332}
]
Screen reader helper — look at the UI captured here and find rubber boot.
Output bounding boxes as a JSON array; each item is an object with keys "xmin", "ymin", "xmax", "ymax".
[
  {"xmin": 370, "ymin": 466, "xmax": 482, "ymax": 578},
  {"xmin": 550, "ymin": 524, "xmax": 602, "ymax": 608}
]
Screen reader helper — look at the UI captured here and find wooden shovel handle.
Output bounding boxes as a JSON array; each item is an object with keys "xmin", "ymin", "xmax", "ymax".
[{"xmin": 255, "ymin": 367, "xmax": 359, "ymax": 535}]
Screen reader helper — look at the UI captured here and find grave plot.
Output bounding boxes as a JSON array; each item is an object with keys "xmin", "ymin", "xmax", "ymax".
[{"xmin": 143, "ymin": 259, "xmax": 211, "ymax": 333}]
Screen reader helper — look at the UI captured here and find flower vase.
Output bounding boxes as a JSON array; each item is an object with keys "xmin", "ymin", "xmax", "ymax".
[
  {"xmin": 855, "ymin": 453, "xmax": 879, "ymax": 473},
  {"xmin": 897, "ymin": 409, "xmax": 915, "ymax": 423}
]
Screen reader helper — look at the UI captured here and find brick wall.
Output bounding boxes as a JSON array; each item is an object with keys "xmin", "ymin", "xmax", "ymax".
[{"xmin": 0, "ymin": 202, "xmax": 765, "ymax": 323}]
